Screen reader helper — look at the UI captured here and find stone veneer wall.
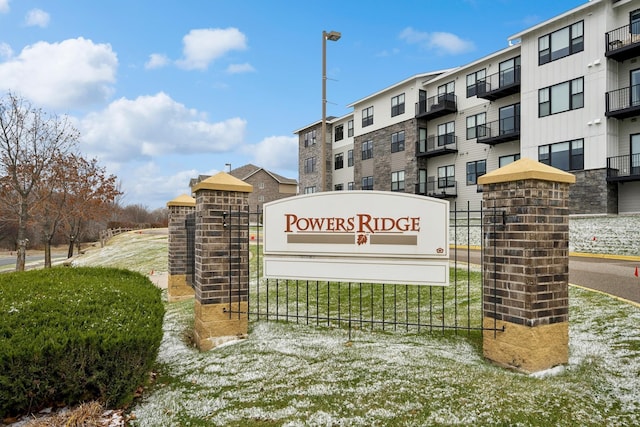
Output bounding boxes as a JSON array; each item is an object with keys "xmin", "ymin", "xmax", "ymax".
[
  {"xmin": 353, "ymin": 118, "xmax": 417, "ymax": 191},
  {"xmin": 569, "ymin": 168, "xmax": 618, "ymax": 214}
]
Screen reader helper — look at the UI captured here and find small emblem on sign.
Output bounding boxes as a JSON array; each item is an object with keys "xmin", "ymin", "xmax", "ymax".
[{"xmin": 436, "ymin": 247, "xmax": 444, "ymax": 254}]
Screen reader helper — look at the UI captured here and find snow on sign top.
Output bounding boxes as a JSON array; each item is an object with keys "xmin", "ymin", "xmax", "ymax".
[{"xmin": 262, "ymin": 191, "xmax": 450, "ymax": 286}]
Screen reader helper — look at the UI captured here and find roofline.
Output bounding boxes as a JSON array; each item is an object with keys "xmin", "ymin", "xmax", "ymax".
[
  {"xmin": 293, "ymin": 112, "xmax": 353, "ymax": 134},
  {"xmin": 346, "ymin": 69, "xmax": 455, "ymax": 108},
  {"xmin": 508, "ymin": 0, "xmax": 600, "ymax": 41},
  {"xmin": 420, "ymin": 43, "xmax": 521, "ymax": 87}
]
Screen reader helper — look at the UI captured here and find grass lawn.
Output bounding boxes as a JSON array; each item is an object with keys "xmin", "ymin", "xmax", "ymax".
[{"xmin": 128, "ymin": 287, "xmax": 639, "ymax": 426}]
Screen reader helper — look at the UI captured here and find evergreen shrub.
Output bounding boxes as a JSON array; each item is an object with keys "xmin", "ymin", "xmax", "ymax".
[{"xmin": 0, "ymin": 267, "xmax": 165, "ymax": 418}]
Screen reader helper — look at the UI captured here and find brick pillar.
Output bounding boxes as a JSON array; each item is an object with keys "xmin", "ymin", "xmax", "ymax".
[
  {"xmin": 478, "ymin": 158, "xmax": 576, "ymax": 373},
  {"xmin": 192, "ymin": 172, "xmax": 252, "ymax": 351},
  {"xmin": 166, "ymin": 194, "xmax": 196, "ymax": 302}
]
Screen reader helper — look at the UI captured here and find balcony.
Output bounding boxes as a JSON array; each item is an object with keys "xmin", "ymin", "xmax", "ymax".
[
  {"xmin": 605, "ymin": 25, "xmax": 640, "ymax": 62},
  {"xmin": 477, "ymin": 116, "xmax": 520, "ymax": 145},
  {"xmin": 416, "ymin": 134, "xmax": 457, "ymax": 158},
  {"xmin": 415, "ymin": 180, "xmax": 457, "ymax": 199},
  {"xmin": 477, "ymin": 66, "xmax": 521, "ymax": 101},
  {"xmin": 415, "ymin": 93, "xmax": 457, "ymax": 120},
  {"xmin": 607, "ymin": 154, "xmax": 640, "ymax": 182},
  {"xmin": 605, "ymin": 85, "xmax": 640, "ymax": 119}
]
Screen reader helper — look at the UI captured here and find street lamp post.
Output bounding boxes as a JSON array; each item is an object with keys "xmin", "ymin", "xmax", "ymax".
[
  {"xmin": 321, "ymin": 30, "xmax": 341, "ymax": 192},
  {"xmin": 225, "ymin": 163, "xmax": 232, "ymax": 173}
]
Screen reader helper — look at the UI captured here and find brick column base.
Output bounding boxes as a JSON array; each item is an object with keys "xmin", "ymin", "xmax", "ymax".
[
  {"xmin": 483, "ymin": 318, "xmax": 568, "ymax": 372},
  {"xmin": 167, "ymin": 274, "xmax": 194, "ymax": 302},
  {"xmin": 193, "ymin": 301, "xmax": 248, "ymax": 351}
]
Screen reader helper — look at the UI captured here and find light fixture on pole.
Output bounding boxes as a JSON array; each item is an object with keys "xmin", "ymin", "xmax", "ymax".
[
  {"xmin": 225, "ymin": 163, "xmax": 232, "ymax": 173},
  {"xmin": 321, "ymin": 30, "xmax": 341, "ymax": 192}
]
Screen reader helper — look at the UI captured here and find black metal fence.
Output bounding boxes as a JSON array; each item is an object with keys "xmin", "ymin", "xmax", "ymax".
[{"xmin": 190, "ymin": 203, "xmax": 503, "ymax": 339}]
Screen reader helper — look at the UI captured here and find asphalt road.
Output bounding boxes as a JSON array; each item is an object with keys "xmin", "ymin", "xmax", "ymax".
[
  {"xmin": 450, "ymin": 248, "xmax": 640, "ymax": 304},
  {"xmin": 0, "ymin": 253, "xmax": 67, "ymax": 269}
]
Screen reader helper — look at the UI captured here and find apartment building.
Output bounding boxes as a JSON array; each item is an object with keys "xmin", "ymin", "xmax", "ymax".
[{"xmin": 296, "ymin": 0, "xmax": 640, "ymax": 214}]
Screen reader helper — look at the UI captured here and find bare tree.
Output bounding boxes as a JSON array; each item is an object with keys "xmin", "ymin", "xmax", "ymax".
[
  {"xmin": 0, "ymin": 92, "xmax": 79, "ymax": 270},
  {"xmin": 60, "ymin": 154, "xmax": 121, "ymax": 258}
]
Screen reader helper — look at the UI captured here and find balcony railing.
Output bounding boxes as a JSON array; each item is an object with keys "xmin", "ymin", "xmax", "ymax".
[
  {"xmin": 415, "ymin": 93, "xmax": 457, "ymax": 120},
  {"xmin": 605, "ymin": 85, "xmax": 640, "ymax": 119},
  {"xmin": 477, "ymin": 116, "xmax": 521, "ymax": 145},
  {"xmin": 607, "ymin": 154, "xmax": 640, "ymax": 182},
  {"xmin": 416, "ymin": 134, "xmax": 457, "ymax": 158},
  {"xmin": 415, "ymin": 180, "xmax": 457, "ymax": 199},
  {"xmin": 477, "ymin": 66, "xmax": 521, "ymax": 101},
  {"xmin": 605, "ymin": 24, "xmax": 640, "ymax": 62}
]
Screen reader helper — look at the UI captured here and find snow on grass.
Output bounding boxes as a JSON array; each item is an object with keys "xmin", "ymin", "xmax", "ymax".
[{"xmin": 128, "ymin": 290, "xmax": 640, "ymax": 426}]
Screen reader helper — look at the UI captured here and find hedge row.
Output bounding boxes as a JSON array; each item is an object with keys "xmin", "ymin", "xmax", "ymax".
[{"xmin": 0, "ymin": 267, "xmax": 165, "ymax": 418}]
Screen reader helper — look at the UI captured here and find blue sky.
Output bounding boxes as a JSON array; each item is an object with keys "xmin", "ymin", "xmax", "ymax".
[{"xmin": 0, "ymin": 0, "xmax": 586, "ymax": 209}]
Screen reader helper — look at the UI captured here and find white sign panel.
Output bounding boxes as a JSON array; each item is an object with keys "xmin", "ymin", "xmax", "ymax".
[{"xmin": 263, "ymin": 191, "xmax": 449, "ymax": 286}]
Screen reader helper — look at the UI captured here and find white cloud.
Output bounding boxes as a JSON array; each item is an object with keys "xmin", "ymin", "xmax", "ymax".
[
  {"xmin": 79, "ymin": 92, "xmax": 247, "ymax": 162},
  {"xmin": 0, "ymin": 42, "xmax": 12, "ymax": 59},
  {"xmin": 399, "ymin": 27, "xmax": 474, "ymax": 55},
  {"xmin": 0, "ymin": 37, "xmax": 117, "ymax": 110},
  {"xmin": 244, "ymin": 135, "xmax": 298, "ymax": 173},
  {"xmin": 176, "ymin": 27, "xmax": 247, "ymax": 70},
  {"xmin": 145, "ymin": 53, "xmax": 169, "ymax": 69},
  {"xmin": 226, "ymin": 62, "xmax": 255, "ymax": 74},
  {"xmin": 25, "ymin": 8, "xmax": 50, "ymax": 28},
  {"xmin": 127, "ymin": 163, "xmax": 199, "ymax": 208},
  {"xmin": 0, "ymin": 0, "xmax": 9, "ymax": 14}
]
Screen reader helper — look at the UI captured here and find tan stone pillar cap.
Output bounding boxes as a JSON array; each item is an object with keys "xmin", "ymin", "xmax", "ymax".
[
  {"xmin": 166, "ymin": 193, "xmax": 196, "ymax": 207},
  {"xmin": 191, "ymin": 171, "xmax": 253, "ymax": 193},
  {"xmin": 478, "ymin": 157, "xmax": 576, "ymax": 185}
]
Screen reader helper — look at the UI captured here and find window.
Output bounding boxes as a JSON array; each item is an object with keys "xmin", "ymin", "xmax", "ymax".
[
  {"xmin": 362, "ymin": 176, "xmax": 373, "ymax": 190},
  {"xmin": 466, "ymin": 160, "xmax": 486, "ymax": 185},
  {"xmin": 348, "ymin": 181, "xmax": 355, "ymax": 190},
  {"xmin": 304, "ymin": 186, "xmax": 316, "ymax": 194},
  {"xmin": 499, "ymin": 103, "xmax": 520, "ymax": 134},
  {"xmin": 334, "ymin": 152, "xmax": 344, "ymax": 170},
  {"xmin": 438, "ymin": 81, "xmax": 455, "ymax": 96},
  {"xmin": 632, "ymin": 9, "xmax": 640, "ymax": 35},
  {"xmin": 438, "ymin": 166, "xmax": 455, "ymax": 188},
  {"xmin": 347, "ymin": 120, "xmax": 354, "ymax": 137},
  {"xmin": 304, "ymin": 157, "xmax": 316, "ymax": 174},
  {"xmin": 631, "ymin": 134, "xmax": 640, "ymax": 173},
  {"xmin": 259, "ymin": 182, "xmax": 265, "ymax": 189},
  {"xmin": 437, "ymin": 122, "xmax": 455, "ymax": 146},
  {"xmin": 391, "ymin": 131, "xmax": 405, "ymax": 153},
  {"xmin": 499, "ymin": 57, "xmax": 520, "ymax": 87},
  {"xmin": 538, "ymin": 139, "xmax": 584, "ymax": 171},
  {"xmin": 539, "ymin": 78, "xmax": 583, "ymax": 117},
  {"xmin": 539, "ymin": 21, "xmax": 583, "ymax": 65},
  {"xmin": 362, "ymin": 106, "xmax": 374, "ymax": 127},
  {"xmin": 334, "ymin": 124, "xmax": 344, "ymax": 142},
  {"xmin": 303, "ymin": 130, "xmax": 316, "ymax": 147},
  {"xmin": 334, "ymin": 183, "xmax": 344, "ymax": 191},
  {"xmin": 391, "ymin": 171, "xmax": 405, "ymax": 191},
  {"xmin": 347, "ymin": 149, "xmax": 354, "ymax": 167},
  {"xmin": 361, "ymin": 140, "xmax": 373, "ymax": 160},
  {"xmin": 499, "ymin": 153, "xmax": 520, "ymax": 167},
  {"xmin": 391, "ymin": 93, "xmax": 405, "ymax": 117},
  {"xmin": 466, "ymin": 113, "xmax": 486, "ymax": 139},
  {"xmin": 466, "ymin": 69, "xmax": 485, "ymax": 97},
  {"xmin": 258, "ymin": 195, "xmax": 265, "ymax": 202}
]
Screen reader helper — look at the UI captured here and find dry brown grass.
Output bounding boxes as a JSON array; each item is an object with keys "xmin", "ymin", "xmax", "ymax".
[{"xmin": 17, "ymin": 402, "xmax": 125, "ymax": 427}]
